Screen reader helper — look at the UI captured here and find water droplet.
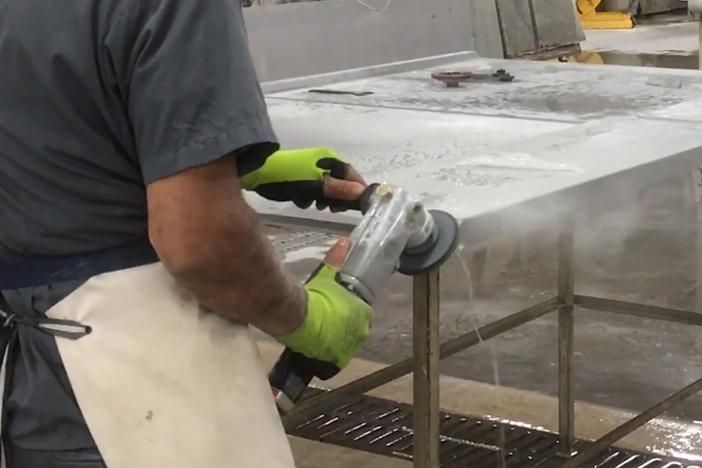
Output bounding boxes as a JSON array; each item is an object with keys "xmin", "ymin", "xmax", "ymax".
[{"xmin": 454, "ymin": 248, "xmax": 505, "ymax": 468}]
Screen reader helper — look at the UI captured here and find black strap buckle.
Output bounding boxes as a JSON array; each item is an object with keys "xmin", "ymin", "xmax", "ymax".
[{"xmin": 0, "ymin": 308, "xmax": 91, "ymax": 340}]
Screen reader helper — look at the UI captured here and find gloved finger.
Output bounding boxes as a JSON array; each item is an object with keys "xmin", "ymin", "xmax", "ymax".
[
  {"xmin": 317, "ymin": 158, "xmax": 350, "ymax": 180},
  {"xmin": 324, "ymin": 237, "xmax": 351, "ymax": 270},
  {"xmin": 316, "ymin": 200, "xmax": 329, "ymax": 211},
  {"xmin": 322, "ymin": 175, "xmax": 366, "ymax": 202}
]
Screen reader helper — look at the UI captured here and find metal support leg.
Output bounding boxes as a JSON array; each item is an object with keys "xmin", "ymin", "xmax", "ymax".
[
  {"xmin": 557, "ymin": 217, "xmax": 576, "ymax": 457},
  {"xmin": 695, "ymin": 169, "xmax": 702, "ymax": 312},
  {"xmin": 413, "ymin": 271, "xmax": 441, "ymax": 468}
]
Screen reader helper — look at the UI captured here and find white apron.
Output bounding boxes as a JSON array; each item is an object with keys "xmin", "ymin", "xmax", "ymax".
[{"xmin": 43, "ymin": 262, "xmax": 296, "ymax": 468}]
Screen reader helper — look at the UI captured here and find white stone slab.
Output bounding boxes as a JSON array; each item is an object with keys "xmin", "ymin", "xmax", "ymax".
[{"xmin": 253, "ymin": 57, "xmax": 702, "ymax": 242}]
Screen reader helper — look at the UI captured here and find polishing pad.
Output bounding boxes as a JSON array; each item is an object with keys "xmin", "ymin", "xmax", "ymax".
[{"xmin": 398, "ymin": 210, "xmax": 459, "ymax": 275}]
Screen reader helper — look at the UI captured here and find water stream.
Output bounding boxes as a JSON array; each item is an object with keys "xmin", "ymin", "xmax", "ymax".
[{"xmin": 456, "ymin": 245, "xmax": 507, "ymax": 468}]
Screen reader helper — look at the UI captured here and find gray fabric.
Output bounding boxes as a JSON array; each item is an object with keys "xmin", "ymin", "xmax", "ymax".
[
  {"xmin": 0, "ymin": 0, "xmax": 278, "ymax": 259},
  {"xmin": 0, "ymin": 280, "xmax": 96, "ymax": 450}
]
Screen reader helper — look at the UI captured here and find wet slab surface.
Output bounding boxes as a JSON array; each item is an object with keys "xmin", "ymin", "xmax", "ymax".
[
  {"xmin": 268, "ymin": 58, "xmax": 702, "ymax": 122},
  {"xmin": 254, "ymin": 56, "xmax": 702, "ymax": 227}
]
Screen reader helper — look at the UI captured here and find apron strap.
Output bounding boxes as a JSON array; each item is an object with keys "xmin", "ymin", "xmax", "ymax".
[
  {"xmin": 0, "ymin": 306, "xmax": 91, "ymax": 467},
  {"xmin": 0, "ymin": 310, "xmax": 90, "ymax": 341},
  {"xmin": 0, "ymin": 242, "xmax": 159, "ymax": 290},
  {"xmin": 0, "ymin": 317, "xmax": 17, "ymax": 468}
]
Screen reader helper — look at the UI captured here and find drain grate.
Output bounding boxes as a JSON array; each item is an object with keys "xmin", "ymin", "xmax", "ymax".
[{"xmin": 288, "ymin": 391, "xmax": 700, "ymax": 467}]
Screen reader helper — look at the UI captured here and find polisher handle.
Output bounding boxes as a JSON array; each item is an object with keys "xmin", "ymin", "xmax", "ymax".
[
  {"xmin": 327, "ymin": 183, "xmax": 379, "ymax": 213},
  {"xmin": 268, "ymin": 349, "xmax": 341, "ymax": 413}
]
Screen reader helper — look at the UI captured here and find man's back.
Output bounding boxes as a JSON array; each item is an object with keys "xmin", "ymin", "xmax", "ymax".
[
  {"xmin": 0, "ymin": 0, "xmax": 274, "ymax": 260},
  {"xmin": 0, "ymin": 0, "xmax": 148, "ymax": 259}
]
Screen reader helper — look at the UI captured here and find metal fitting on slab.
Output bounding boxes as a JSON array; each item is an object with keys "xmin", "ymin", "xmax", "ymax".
[
  {"xmin": 431, "ymin": 69, "xmax": 515, "ymax": 87},
  {"xmin": 430, "ymin": 71, "xmax": 472, "ymax": 87}
]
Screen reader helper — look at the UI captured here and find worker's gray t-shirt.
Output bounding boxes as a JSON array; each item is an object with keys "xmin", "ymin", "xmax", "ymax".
[
  {"xmin": 0, "ymin": 0, "xmax": 277, "ymax": 259},
  {"xmin": 0, "ymin": 0, "xmax": 277, "ymax": 451}
]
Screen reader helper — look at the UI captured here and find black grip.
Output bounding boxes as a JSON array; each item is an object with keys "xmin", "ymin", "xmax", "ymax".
[
  {"xmin": 268, "ymin": 349, "xmax": 341, "ymax": 405},
  {"xmin": 302, "ymin": 353, "xmax": 340, "ymax": 380},
  {"xmin": 329, "ymin": 183, "xmax": 379, "ymax": 212}
]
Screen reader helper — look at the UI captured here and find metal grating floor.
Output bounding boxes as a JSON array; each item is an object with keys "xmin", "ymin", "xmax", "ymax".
[
  {"xmin": 264, "ymin": 222, "xmax": 334, "ymax": 251},
  {"xmin": 288, "ymin": 391, "xmax": 700, "ymax": 468}
]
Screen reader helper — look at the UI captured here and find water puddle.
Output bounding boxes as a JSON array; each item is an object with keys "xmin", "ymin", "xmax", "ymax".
[{"xmin": 456, "ymin": 245, "xmax": 507, "ymax": 468}]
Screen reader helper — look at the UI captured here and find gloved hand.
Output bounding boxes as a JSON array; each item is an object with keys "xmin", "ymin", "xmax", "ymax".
[
  {"xmin": 276, "ymin": 239, "xmax": 374, "ymax": 370},
  {"xmin": 240, "ymin": 147, "xmax": 366, "ymax": 211}
]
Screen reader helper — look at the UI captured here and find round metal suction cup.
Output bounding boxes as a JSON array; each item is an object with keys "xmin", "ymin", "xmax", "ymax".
[
  {"xmin": 431, "ymin": 71, "xmax": 472, "ymax": 88},
  {"xmin": 398, "ymin": 210, "xmax": 459, "ymax": 275}
]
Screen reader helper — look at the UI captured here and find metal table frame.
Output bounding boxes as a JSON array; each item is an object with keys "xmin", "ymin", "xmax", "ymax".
[{"xmin": 263, "ymin": 213, "xmax": 702, "ymax": 468}]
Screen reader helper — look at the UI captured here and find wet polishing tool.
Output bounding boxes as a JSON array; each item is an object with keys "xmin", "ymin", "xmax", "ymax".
[{"xmin": 269, "ymin": 183, "xmax": 459, "ymax": 413}]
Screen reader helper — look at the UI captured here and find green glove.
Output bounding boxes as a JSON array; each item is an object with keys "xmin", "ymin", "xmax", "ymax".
[
  {"xmin": 240, "ymin": 147, "xmax": 358, "ymax": 209},
  {"xmin": 277, "ymin": 264, "xmax": 374, "ymax": 370}
]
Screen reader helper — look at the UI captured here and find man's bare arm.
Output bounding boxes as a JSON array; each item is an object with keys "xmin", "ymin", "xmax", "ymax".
[{"xmin": 146, "ymin": 154, "xmax": 305, "ymax": 336}]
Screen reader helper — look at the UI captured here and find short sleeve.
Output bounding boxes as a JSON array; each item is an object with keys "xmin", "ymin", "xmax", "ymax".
[{"xmin": 105, "ymin": 0, "xmax": 278, "ymax": 183}]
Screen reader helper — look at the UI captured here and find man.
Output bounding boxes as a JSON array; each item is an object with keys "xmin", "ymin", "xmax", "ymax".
[{"xmin": 0, "ymin": 0, "xmax": 374, "ymax": 467}]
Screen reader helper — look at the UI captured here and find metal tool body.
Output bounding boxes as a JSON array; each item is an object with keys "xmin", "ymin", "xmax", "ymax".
[{"xmin": 269, "ymin": 183, "xmax": 458, "ymax": 413}]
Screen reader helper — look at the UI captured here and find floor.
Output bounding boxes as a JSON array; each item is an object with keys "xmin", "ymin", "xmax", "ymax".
[
  {"xmin": 268, "ymin": 12, "xmax": 702, "ymax": 468},
  {"xmin": 583, "ymin": 14, "xmax": 698, "ymax": 55},
  {"xmin": 266, "ymin": 330, "xmax": 702, "ymax": 468},
  {"xmin": 573, "ymin": 13, "xmax": 700, "ymax": 68},
  {"xmin": 260, "ymin": 338, "xmax": 702, "ymax": 466}
]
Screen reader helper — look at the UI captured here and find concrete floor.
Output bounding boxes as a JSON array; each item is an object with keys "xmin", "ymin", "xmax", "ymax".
[
  {"xmin": 583, "ymin": 15, "xmax": 698, "ymax": 56},
  {"xmin": 575, "ymin": 13, "xmax": 699, "ymax": 69}
]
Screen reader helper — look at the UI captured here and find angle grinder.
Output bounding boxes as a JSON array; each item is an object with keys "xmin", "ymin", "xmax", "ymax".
[{"xmin": 268, "ymin": 183, "xmax": 459, "ymax": 414}]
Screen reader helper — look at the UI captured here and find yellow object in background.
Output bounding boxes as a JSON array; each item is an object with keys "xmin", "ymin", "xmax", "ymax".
[
  {"xmin": 577, "ymin": 0, "xmax": 634, "ymax": 29},
  {"xmin": 557, "ymin": 51, "xmax": 605, "ymax": 64}
]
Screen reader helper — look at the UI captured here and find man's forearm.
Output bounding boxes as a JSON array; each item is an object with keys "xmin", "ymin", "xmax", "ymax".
[
  {"xmin": 169, "ymin": 203, "xmax": 306, "ymax": 336},
  {"xmin": 147, "ymin": 154, "xmax": 306, "ymax": 337}
]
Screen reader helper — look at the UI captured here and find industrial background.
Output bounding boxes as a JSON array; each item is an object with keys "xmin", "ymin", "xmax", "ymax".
[{"xmin": 239, "ymin": 0, "xmax": 702, "ymax": 467}]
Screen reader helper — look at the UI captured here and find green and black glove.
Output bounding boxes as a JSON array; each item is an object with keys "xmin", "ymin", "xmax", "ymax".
[
  {"xmin": 276, "ymin": 263, "xmax": 374, "ymax": 371},
  {"xmin": 240, "ymin": 147, "xmax": 361, "ymax": 210}
]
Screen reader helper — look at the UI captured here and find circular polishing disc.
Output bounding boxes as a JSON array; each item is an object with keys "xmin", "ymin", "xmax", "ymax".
[{"xmin": 398, "ymin": 210, "xmax": 459, "ymax": 276}]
